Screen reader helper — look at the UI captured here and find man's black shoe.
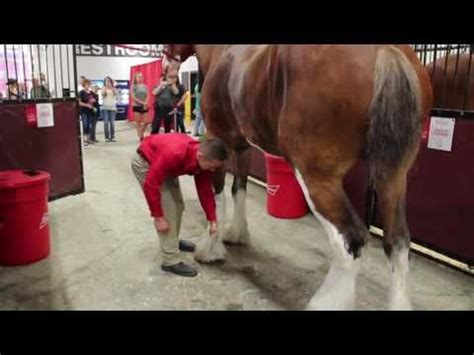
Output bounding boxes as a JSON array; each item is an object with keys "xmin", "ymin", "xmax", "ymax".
[
  {"xmin": 179, "ymin": 240, "xmax": 196, "ymax": 252},
  {"xmin": 161, "ymin": 262, "xmax": 198, "ymax": 277}
]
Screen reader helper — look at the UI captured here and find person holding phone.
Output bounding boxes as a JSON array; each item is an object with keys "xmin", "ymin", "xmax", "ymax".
[{"xmin": 151, "ymin": 68, "xmax": 180, "ymax": 134}]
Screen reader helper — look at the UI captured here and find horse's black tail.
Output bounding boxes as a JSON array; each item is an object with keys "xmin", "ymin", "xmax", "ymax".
[{"xmin": 366, "ymin": 46, "xmax": 422, "ymax": 179}]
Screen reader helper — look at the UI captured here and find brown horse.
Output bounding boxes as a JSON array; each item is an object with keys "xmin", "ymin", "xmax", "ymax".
[
  {"xmin": 164, "ymin": 45, "xmax": 432, "ymax": 310},
  {"xmin": 425, "ymin": 53, "xmax": 473, "ymax": 111}
]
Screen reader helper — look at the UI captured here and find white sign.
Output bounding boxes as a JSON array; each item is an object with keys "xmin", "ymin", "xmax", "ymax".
[
  {"xmin": 75, "ymin": 44, "xmax": 163, "ymax": 58},
  {"xmin": 427, "ymin": 116, "xmax": 455, "ymax": 152},
  {"xmin": 36, "ymin": 103, "xmax": 54, "ymax": 128}
]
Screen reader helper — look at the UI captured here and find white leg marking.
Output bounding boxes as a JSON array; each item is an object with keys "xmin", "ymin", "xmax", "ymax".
[
  {"xmin": 223, "ymin": 189, "xmax": 250, "ymax": 245},
  {"xmin": 216, "ymin": 192, "xmax": 227, "ymax": 225},
  {"xmin": 295, "ymin": 169, "xmax": 359, "ymax": 310},
  {"xmin": 194, "ymin": 232, "xmax": 227, "ymax": 263},
  {"xmin": 388, "ymin": 246, "xmax": 412, "ymax": 310},
  {"xmin": 194, "ymin": 192, "xmax": 227, "ymax": 263}
]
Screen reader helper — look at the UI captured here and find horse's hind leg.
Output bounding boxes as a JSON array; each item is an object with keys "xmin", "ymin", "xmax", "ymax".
[
  {"xmin": 375, "ymin": 166, "xmax": 413, "ymax": 310},
  {"xmin": 294, "ymin": 169, "xmax": 368, "ymax": 310}
]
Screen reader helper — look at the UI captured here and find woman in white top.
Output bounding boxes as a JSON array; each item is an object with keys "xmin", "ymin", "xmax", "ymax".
[{"xmin": 101, "ymin": 76, "xmax": 118, "ymax": 142}]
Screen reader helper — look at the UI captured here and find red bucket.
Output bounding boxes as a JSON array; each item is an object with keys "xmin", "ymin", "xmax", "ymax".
[
  {"xmin": 0, "ymin": 170, "xmax": 51, "ymax": 266},
  {"xmin": 264, "ymin": 153, "xmax": 308, "ymax": 219}
]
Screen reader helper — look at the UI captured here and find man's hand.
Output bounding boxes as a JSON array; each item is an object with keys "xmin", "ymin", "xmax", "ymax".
[
  {"xmin": 154, "ymin": 217, "xmax": 170, "ymax": 234},
  {"xmin": 209, "ymin": 221, "xmax": 218, "ymax": 236}
]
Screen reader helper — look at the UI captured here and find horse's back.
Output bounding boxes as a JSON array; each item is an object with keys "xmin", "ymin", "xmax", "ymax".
[{"xmin": 205, "ymin": 45, "xmax": 430, "ymax": 157}]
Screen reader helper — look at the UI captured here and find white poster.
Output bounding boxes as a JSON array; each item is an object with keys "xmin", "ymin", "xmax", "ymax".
[
  {"xmin": 36, "ymin": 103, "xmax": 54, "ymax": 128},
  {"xmin": 427, "ymin": 116, "xmax": 455, "ymax": 152}
]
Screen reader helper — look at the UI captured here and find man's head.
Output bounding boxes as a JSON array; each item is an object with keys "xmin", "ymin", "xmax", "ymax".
[{"xmin": 197, "ymin": 137, "xmax": 228, "ymax": 172}]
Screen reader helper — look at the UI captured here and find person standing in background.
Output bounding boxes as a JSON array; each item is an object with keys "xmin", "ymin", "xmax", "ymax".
[
  {"xmin": 131, "ymin": 72, "xmax": 150, "ymax": 141},
  {"xmin": 31, "ymin": 77, "xmax": 51, "ymax": 99},
  {"xmin": 78, "ymin": 79, "xmax": 94, "ymax": 145},
  {"xmin": 102, "ymin": 76, "xmax": 118, "ymax": 142},
  {"xmin": 152, "ymin": 68, "xmax": 180, "ymax": 134},
  {"xmin": 39, "ymin": 73, "xmax": 50, "ymax": 97},
  {"xmin": 193, "ymin": 82, "xmax": 205, "ymax": 137},
  {"xmin": 89, "ymin": 85, "xmax": 101, "ymax": 144},
  {"xmin": 6, "ymin": 79, "xmax": 20, "ymax": 100},
  {"xmin": 174, "ymin": 76, "xmax": 187, "ymax": 134}
]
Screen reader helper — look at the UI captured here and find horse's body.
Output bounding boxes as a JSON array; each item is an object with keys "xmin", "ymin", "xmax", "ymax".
[
  {"xmin": 165, "ymin": 44, "xmax": 432, "ymax": 310},
  {"xmin": 425, "ymin": 53, "xmax": 473, "ymax": 111}
]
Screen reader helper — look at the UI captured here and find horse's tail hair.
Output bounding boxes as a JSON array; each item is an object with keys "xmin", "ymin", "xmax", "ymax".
[{"xmin": 366, "ymin": 46, "xmax": 422, "ymax": 179}]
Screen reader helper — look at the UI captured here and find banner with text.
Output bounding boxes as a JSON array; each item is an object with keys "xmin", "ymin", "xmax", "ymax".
[{"xmin": 75, "ymin": 45, "xmax": 163, "ymax": 58}]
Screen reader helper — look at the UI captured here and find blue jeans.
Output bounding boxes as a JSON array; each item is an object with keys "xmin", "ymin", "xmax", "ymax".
[
  {"xmin": 81, "ymin": 112, "xmax": 98, "ymax": 141},
  {"xmin": 193, "ymin": 110, "xmax": 205, "ymax": 135},
  {"xmin": 102, "ymin": 109, "xmax": 116, "ymax": 140},
  {"xmin": 81, "ymin": 112, "xmax": 92, "ymax": 140}
]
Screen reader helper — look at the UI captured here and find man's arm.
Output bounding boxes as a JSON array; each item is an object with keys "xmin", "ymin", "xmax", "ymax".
[{"xmin": 194, "ymin": 172, "xmax": 217, "ymax": 222}]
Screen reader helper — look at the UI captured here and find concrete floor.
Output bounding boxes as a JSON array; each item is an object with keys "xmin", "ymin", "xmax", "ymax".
[{"xmin": 0, "ymin": 121, "xmax": 472, "ymax": 310}]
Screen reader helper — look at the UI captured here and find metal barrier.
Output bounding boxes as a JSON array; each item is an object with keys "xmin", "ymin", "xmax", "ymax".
[
  {"xmin": 0, "ymin": 44, "xmax": 84, "ymax": 201},
  {"xmin": 412, "ymin": 44, "xmax": 473, "ymax": 117},
  {"xmin": 0, "ymin": 44, "xmax": 77, "ymax": 103}
]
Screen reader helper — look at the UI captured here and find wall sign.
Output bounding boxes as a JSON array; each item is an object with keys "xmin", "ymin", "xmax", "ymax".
[
  {"xmin": 75, "ymin": 45, "xmax": 164, "ymax": 58},
  {"xmin": 25, "ymin": 103, "xmax": 54, "ymax": 128},
  {"xmin": 427, "ymin": 116, "xmax": 455, "ymax": 152},
  {"xmin": 37, "ymin": 103, "xmax": 54, "ymax": 128}
]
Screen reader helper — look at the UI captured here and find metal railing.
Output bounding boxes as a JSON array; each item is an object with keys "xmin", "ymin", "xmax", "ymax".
[
  {"xmin": 0, "ymin": 44, "xmax": 77, "ymax": 103},
  {"xmin": 412, "ymin": 44, "xmax": 473, "ymax": 118}
]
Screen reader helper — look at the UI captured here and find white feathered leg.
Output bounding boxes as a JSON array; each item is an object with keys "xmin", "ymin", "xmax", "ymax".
[
  {"xmin": 194, "ymin": 192, "xmax": 227, "ymax": 263},
  {"xmin": 222, "ymin": 189, "xmax": 250, "ymax": 245},
  {"xmin": 295, "ymin": 169, "xmax": 359, "ymax": 310},
  {"xmin": 388, "ymin": 246, "xmax": 412, "ymax": 310}
]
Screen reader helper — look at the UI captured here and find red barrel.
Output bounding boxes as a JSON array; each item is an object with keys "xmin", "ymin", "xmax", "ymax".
[
  {"xmin": 0, "ymin": 170, "xmax": 51, "ymax": 266},
  {"xmin": 264, "ymin": 153, "xmax": 308, "ymax": 219}
]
